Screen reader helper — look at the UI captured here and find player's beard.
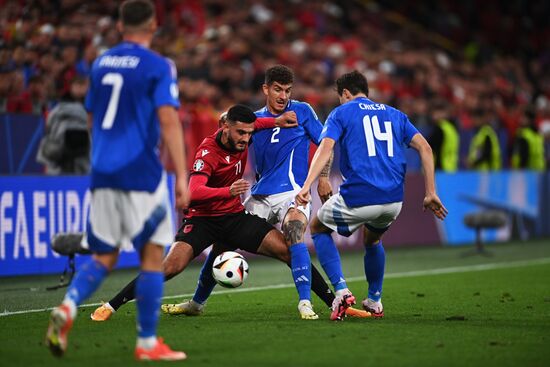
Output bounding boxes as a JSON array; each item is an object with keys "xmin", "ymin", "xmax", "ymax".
[{"xmin": 227, "ymin": 135, "xmax": 246, "ymax": 152}]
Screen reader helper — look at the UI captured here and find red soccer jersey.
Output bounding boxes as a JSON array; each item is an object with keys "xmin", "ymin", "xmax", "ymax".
[{"xmin": 186, "ymin": 129, "xmax": 248, "ymax": 217}]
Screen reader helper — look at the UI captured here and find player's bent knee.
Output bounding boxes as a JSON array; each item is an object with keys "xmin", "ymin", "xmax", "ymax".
[
  {"xmin": 282, "ymin": 219, "xmax": 305, "ymax": 244},
  {"xmin": 363, "ymin": 228, "xmax": 383, "ymax": 247},
  {"xmin": 309, "ymin": 216, "xmax": 330, "ymax": 235}
]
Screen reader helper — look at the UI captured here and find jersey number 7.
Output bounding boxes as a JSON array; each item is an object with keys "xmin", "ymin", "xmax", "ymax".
[
  {"xmin": 101, "ymin": 72, "xmax": 124, "ymax": 129},
  {"xmin": 363, "ymin": 115, "xmax": 393, "ymax": 157}
]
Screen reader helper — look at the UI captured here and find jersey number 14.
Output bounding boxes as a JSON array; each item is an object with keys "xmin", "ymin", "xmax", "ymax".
[{"xmin": 363, "ymin": 115, "xmax": 393, "ymax": 157}]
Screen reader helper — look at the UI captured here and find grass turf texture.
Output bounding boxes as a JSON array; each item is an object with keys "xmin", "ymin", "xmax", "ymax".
[{"xmin": 0, "ymin": 240, "xmax": 549, "ymax": 366}]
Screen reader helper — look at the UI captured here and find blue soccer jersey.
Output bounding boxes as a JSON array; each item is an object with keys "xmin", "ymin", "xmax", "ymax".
[
  {"xmin": 85, "ymin": 41, "xmax": 179, "ymax": 191},
  {"xmin": 252, "ymin": 100, "xmax": 323, "ymax": 195},
  {"xmin": 321, "ymin": 97, "xmax": 419, "ymax": 207}
]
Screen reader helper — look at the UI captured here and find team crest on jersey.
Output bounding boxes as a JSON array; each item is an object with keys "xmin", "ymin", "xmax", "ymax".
[
  {"xmin": 193, "ymin": 159, "xmax": 205, "ymax": 171},
  {"xmin": 183, "ymin": 224, "xmax": 193, "ymax": 234}
]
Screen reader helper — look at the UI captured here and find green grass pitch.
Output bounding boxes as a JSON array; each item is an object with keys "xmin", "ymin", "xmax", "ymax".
[{"xmin": 1, "ymin": 240, "xmax": 549, "ymax": 366}]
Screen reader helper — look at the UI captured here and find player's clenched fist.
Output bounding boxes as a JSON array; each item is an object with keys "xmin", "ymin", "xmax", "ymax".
[
  {"xmin": 274, "ymin": 111, "xmax": 298, "ymax": 127},
  {"xmin": 295, "ymin": 188, "xmax": 311, "ymax": 207},
  {"xmin": 230, "ymin": 179, "xmax": 250, "ymax": 197}
]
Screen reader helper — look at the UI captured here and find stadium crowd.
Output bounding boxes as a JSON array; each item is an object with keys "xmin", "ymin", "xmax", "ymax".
[{"xmin": 1, "ymin": 0, "xmax": 549, "ymax": 170}]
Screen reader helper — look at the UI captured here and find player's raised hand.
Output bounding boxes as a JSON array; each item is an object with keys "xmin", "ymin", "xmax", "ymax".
[
  {"xmin": 275, "ymin": 111, "xmax": 298, "ymax": 128},
  {"xmin": 423, "ymin": 193, "xmax": 448, "ymax": 220},
  {"xmin": 175, "ymin": 175, "xmax": 190, "ymax": 209},
  {"xmin": 295, "ymin": 188, "xmax": 311, "ymax": 207},
  {"xmin": 229, "ymin": 179, "xmax": 250, "ymax": 197},
  {"xmin": 317, "ymin": 177, "xmax": 333, "ymax": 203}
]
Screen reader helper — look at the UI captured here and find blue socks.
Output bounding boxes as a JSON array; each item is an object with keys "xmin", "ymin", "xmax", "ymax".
[
  {"xmin": 135, "ymin": 271, "xmax": 163, "ymax": 338},
  {"xmin": 65, "ymin": 259, "xmax": 108, "ymax": 306},
  {"xmin": 312, "ymin": 233, "xmax": 347, "ymax": 291},
  {"xmin": 289, "ymin": 242, "xmax": 312, "ymax": 301},
  {"xmin": 192, "ymin": 250, "xmax": 218, "ymax": 305},
  {"xmin": 364, "ymin": 241, "xmax": 385, "ymax": 301}
]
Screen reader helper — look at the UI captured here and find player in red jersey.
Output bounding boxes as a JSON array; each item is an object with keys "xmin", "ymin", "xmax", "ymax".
[{"xmin": 89, "ymin": 104, "xmax": 338, "ymax": 320}]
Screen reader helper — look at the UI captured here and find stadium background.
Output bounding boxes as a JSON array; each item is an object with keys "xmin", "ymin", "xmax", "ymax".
[{"xmin": 1, "ymin": 0, "xmax": 549, "ymax": 274}]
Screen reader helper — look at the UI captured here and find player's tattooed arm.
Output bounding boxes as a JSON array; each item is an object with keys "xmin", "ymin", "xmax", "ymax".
[
  {"xmin": 317, "ymin": 152, "xmax": 334, "ymax": 203},
  {"xmin": 319, "ymin": 152, "xmax": 333, "ymax": 178}
]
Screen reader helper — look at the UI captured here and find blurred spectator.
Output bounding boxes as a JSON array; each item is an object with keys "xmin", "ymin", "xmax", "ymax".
[
  {"xmin": 76, "ymin": 44, "xmax": 98, "ymax": 76},
  {"xmin": 427, "ymin": 99, "xmax": 459, "ymax": 172},
  {"xmin": 0, "ymin": 0, "xmax": 548, "ymax": 173},
  {"xmin": 467, "ymin": 109, "xmax": 502, "ymax": 170},
  {"xmin": 36, "ymin": 76, "xmax": 90, "ymax": 174},
  {"xmin": 5, "ymin": 70, "xmax": 29, "ymax": 113},
  {"xmin": 6, "ymin": 74, "xmax": 48, "ymax": 115},
  {"xmin": 511, "ymin": 107, "xmax": 546, "ymax": 170},
  {"xmin": 0, "ymin": 70, "xmax": 12, "ymax": 113}
]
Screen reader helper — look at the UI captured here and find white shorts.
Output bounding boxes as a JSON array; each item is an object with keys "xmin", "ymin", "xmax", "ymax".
[
  {"xmin": 244, "ymin": 189, "xmax": 310, "ymax": 225},
  {"xmin": 83, "ymin": 174, "xmax": 174, "ymax": 253},
  {"xmin": 318, "ymin": 193, "xmax": 402, "ymax": 237}
]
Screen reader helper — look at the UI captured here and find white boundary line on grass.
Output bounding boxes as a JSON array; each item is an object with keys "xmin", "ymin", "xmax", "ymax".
[{"xmin": 1, "ymin": 257, "xmax": 549, "ymax": 317}]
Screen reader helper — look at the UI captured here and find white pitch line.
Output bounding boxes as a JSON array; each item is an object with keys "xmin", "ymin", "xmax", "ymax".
[{"xmin": 1, "ymin": 257, "xmax": 549, "ymax": 318}]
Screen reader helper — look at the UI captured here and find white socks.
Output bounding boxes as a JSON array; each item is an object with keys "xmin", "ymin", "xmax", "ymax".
[{"xmin": 137, "ymin": 336, "xmax": 157, "ymax": 350}]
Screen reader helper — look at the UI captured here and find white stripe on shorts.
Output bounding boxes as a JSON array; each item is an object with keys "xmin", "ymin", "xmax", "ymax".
[
  {"xmin": 317, "ymin": 193, "xmax": 402, "ymax": 237},
  {"xmin": 244, "ymin": 188, "xmax": 310, "ymax": 225}
]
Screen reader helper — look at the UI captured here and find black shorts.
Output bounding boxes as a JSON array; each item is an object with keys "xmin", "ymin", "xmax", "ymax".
[{"xmin": 174, "ymin": 211, "xmax": 275, "ymax": 257}]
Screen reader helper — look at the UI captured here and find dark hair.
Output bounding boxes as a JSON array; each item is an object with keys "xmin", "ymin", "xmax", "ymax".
[
  {"xmin": 120, "ymin": 0, "xmax": 155, "ymax": 27},
  {"xmin": 335, "ymin": 70, "xmax": 369, "ymax": 97},
  {"xmin": 265, "ymin": 65, "xmax": 294, "ymax": 86},
  {"xmin": 226, "ymin": 104, "xmax": 256, "ymax": 124}
]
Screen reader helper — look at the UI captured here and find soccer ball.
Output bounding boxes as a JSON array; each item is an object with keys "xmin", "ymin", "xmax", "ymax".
[{"xmin": 212, "ymin": 251, "xmax": 249, "ymax": 288}]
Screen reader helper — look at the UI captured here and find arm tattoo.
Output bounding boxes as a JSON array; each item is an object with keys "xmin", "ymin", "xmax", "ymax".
[
  {"xmin": 319, "ymin": 152, "xmax": 333, "ymax": 178},
  {"xmin": 282, "ymin": 220, "xmax": 306, "ymax": 244}
]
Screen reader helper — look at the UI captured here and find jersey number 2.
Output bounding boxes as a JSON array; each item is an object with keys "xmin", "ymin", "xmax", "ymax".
[
  {"xmin": 363, "ymin": 115, "xmax": 393, "ymax": 157},
  {"xmin": 270, "ymin": 127, "xmax": 281, "ymax": 143},
  {"xmin": 101, "ymin": 73, "xmax": 124, "ymax": 129}
]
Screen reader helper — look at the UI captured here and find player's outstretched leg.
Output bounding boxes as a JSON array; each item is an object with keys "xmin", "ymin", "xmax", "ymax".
[
  {"xmin": 362, "ymin": 240, "xmax": 385, "ymax": 318},
  {"xmin": 92, "ymin": 242, "xmax": 197, "ymax": 321},
  {"xmin": 47, "ymin": 258, "xmax": 109, "ymax": 356},
  {"xmin": 91, "ymin": 277, "xmax": 137, "ymax": 321},
  {"xmin": 162, "ymin": 248, "xmax": 218, "ymax": 316}
]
